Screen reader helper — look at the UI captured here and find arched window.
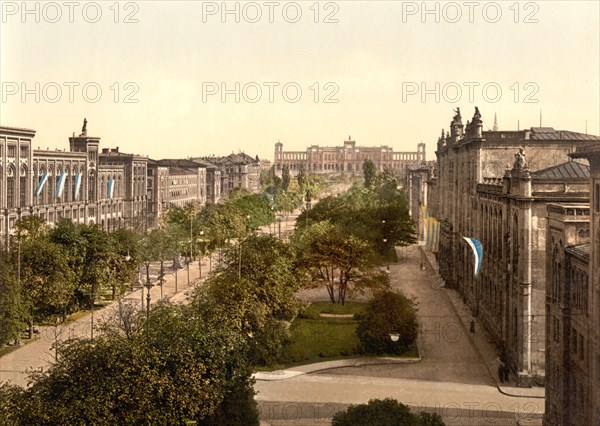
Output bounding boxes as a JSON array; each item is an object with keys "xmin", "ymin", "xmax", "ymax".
[
  {"xmin": 88, "ymin": 170, "xmax": 96, "ymax": 202},
  {"xmin": 6, "ymin": 164, "xmax": 16, "ymax": 208},
  {"xmin": 19, "ymin": 164, "xmax": 27, "ymax": 207}
]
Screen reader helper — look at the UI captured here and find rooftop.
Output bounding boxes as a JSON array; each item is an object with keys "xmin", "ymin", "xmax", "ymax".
[
  {"xmin": 529, "ymin": 128, "xmax": 600, "ymax": 141},
  {"xmin": 532, "ymin": 161, "xmax": 590, "ymax": 180}
]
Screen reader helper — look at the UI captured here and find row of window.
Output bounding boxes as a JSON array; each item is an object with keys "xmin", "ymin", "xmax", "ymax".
[{"xmin": 0, "ymin": 145, "xmax": 29, "ymax": 158}]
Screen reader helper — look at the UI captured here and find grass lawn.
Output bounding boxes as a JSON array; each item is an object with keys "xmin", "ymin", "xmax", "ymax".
[{"xmin": 271, "ymin": 301, "xmax": 417, "ymax": 369}]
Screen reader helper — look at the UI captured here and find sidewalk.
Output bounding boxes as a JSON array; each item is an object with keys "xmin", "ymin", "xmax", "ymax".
[
  {"xmin": 0, "ymin": 256, "xmax": 210, "ymax": 387},
  {"xmin": 420, "ymin": 246, "xmax": 545, "ymax": 399}
]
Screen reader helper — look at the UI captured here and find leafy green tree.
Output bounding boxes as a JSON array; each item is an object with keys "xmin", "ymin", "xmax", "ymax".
[
  {"xmin": 195, "ymin": 235, "xmax": 301, "ymax": 365},
  {"xmin": 332, "ymin": 398, "xmax": 445, "ymax": 426},
  {"xmin": 0, "ymin": 303, "xmax": 258, "ymax": 425},
  {"xmin": 363, "ymin": 159, "xmax": 377, "ymax": 188},
  {"xmin": 0, "ymin": 256, "xmax": 27, "ymax": 345},
  {"xmin": 20, "ymin": 238, "xmax": 77, "ymax": 322},
  {"xmin": 297, "ymin": 165, "xmax": 307, "ymax": 193},
  {"xmin": 293, "ymin": 222, "xmax": 387, "ymax": 304},
  {"xmin": 228, "ymin": 190, "xmax": 275, "ymax": 230},
  {"xmin": 79, "ymin": 225, "xmax": 120, "ymax": 307},
  {"xmin": 281, "ymin": 164, "xmax": 291, "ymax": 192},
  {"xmin": 111, "ymin": 229, "xmax": 142, "ymax": 292},
  {"xmin": 356, "ymin": 290, "xmax": 418, "ymax": 355}
]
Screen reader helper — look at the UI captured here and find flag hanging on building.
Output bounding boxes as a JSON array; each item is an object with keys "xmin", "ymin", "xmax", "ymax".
[
  {"xmin": 421, "ymin": 205, "xmax": 431, "ymax": 219},
  {"xmin": 56, "ymin": 173, "xmax": 66, "ymax": 198},
  {"xmin": 35, "ymin": 172, "xmax": 48, "ymax": 197},
  {"xmin": 425, "ymin": 217, "xmax": 440, "ymax": 253},
  {"xmin": 108, "ymin": 178, "xmax": 115, "ymax": 199},
  {"xmin": 463, "ymin": 237, "xmax": 483, "ymax": 276},
  {"xmin": 74, "ymin": 173, "xmax": 82, "ymax": 199}
]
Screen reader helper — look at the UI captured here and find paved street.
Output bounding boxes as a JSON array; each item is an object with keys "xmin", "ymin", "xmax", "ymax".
[
  {"xmin": 256, "ymin": 245, "xmax": 544, "ymax": 425},
  {"xmin": 0, "ymin": 259, "xmax": 208, "ymax": 387}
]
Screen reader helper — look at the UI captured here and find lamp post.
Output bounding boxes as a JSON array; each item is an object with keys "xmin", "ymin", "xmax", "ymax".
[
  {"xmin": 173, "ymin": 261, "xmax": 178, "ymax": 293},
  {"xmin": 198, "ymin": 230, "xmax": 204, "ymax": 279},
  {"xmin": 144, "ymin": 271, "xmax": 153, "ymax": 322}
]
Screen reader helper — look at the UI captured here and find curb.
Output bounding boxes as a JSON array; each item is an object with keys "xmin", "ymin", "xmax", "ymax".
[{"xmin": 253, "ymin": 355, "xmax": 422, "ymax": 382}]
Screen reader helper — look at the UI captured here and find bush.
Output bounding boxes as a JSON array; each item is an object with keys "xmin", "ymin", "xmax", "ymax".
[
  {"xmin": 248, "ymin": 318, "xmax": 290, "ymax": 366},
  {"xmin": 332, "ymin": 398, "xmax": 445, "ymax": 426},
  {"xmin": 355, "ymin": 290, "xmax": 418, "ymax": 355}
]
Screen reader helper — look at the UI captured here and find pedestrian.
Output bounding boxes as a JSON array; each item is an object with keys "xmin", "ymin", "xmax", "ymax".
[
  {"xmin": 498, "ymin": 364, "xmax": 504, "ymax": 383},
  {"xmin": 503, "ymin": 365, "xmax": 509, "ymax": 383},
  {"xmin": 470, "ymin": 319, "xmax": 475, "ymax": 334}
]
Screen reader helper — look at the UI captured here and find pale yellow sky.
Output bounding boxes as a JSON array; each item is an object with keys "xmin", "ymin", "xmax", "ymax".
[{"xmin": 1, "ymin": 1, "xmax": 599, "ymax": 161}]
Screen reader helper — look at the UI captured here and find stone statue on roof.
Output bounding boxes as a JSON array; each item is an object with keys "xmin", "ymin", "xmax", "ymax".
[
  {"xmin": 514, "ymin": 146, "xmax": 527, "ymax": 170},
  {"xmin": 81, "ymin": 118, "xmax": 87, "ymax": 136}
]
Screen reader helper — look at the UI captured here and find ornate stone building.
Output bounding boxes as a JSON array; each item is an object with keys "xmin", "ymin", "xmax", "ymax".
[
  {"xmin": 544, "ymin": 145, "xmax": 600, "ymax": 426},
  {"xmin": 0, "ymin": 121, "xmax": 261, "ymax": 241},
  {"xmin": 424, "ymin": 107, "xmax": 599, "ymax": 385},
  {"xmin": 274, "ymin": 137, "xmax": 426, "ymax": 176}
]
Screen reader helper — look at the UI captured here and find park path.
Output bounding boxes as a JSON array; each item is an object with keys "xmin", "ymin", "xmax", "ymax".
[{"xmin": 0, "ymin": 259, "xmax": 208, "ymax": 387}]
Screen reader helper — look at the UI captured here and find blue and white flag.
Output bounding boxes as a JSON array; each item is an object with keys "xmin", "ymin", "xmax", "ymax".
[
  {"xmin": 56, "ymin": 173, "xmax": 66, "ymax": 198},
  {"xmin": 108, "ymin": 178, "xmax": 115, "ymax": 199},
  {"xmin": 35, "ymin": 172, "xmax": 48, "ymax": 197},
  {"xmin": 463, "ymin": 237, "xmax": 483, "ymax": 277},
  {"xmin": 426, "ymin": 218, "xmax": 440, "ymax": 253},
  {"xmin": 74, "ymin": 173, "xmax": 82, "ymax": 199}
]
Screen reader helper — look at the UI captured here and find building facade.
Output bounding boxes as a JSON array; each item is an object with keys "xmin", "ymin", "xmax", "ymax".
[
  {"xmin": 0, "ymin": 122, "xmax": 262, "ymax": 241},
  {"xmin": 544, "ymin": 145, "xmax": 600, "ymax": 426},
  {"xmin": 274, "ymin": 137, "xmax": 426, "ymax": 176},
  {"xmin": 422, "ymin": 107, "xmax": 599, "ymax": 385}
]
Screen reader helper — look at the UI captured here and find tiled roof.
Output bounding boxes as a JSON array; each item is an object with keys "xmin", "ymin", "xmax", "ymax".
[
  {"xmin": 565, "ymin": 244, "xmax": 590, "ymax": 262},
  {"xmin": 530, "ymin": 127, "xmax": 600, "ymax": 141},
  {"xmin": 532, "ymin": 161, "xmax": 590, "ymax": 179}
]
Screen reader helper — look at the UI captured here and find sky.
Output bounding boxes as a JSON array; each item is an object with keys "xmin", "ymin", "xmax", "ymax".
[{"xmin": 1, "ymin": 1, "xmax": 599, "ymax": 162}]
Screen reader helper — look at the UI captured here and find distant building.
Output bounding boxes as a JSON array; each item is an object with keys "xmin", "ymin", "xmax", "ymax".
[
  {"xmin": 201, "ymin": 153, "xmax": 262, "ymax": 197},
  {"xmin": 274, "ymin": 137, "xmax": 426, "ymax": 176}
]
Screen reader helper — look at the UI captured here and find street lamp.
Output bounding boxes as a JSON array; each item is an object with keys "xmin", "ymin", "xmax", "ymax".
[
  {"xmin": 144, "ymin": 273, "xmax": 154, "ymax": 322},
  {"xmin": 198, "ymin": 230, "xmax": 204, "ymax": 279},
  {"xmin": 383, "ymin": 238, "xmax": 390, "ymax": 271}
]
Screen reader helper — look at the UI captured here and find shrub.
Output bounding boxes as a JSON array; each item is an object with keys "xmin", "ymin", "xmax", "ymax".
[
  {"xmin": 355, "ymin": 290, "xmax": 418, "ymax": 355},
  {"xmin": 332, "ymin": 398, "xmax": 445, "ymax": 426}
]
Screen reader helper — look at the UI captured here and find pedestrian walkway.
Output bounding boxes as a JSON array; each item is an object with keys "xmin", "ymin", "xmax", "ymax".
[
  {"xmin": 420, "ymin": 245, "xmax": 545, "ymax": 399},
  {"xmin": 0, "ymin": 256, "xmax": 211, "ymax": 387}
]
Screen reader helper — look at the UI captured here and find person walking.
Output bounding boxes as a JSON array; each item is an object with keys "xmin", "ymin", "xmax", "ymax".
[{"xmin": 470, "ymin": 319, "xmax": 475, "ymax": 334}]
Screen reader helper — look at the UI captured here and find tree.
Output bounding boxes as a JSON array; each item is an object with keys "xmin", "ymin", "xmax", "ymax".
[
  {"xmin": 0, "ymin": 303, "xmax": 258, "ymax": 425},
  {"xmin": 332, "ymin": 398, "xmax": 445, "ymax": 426},
  {"xmin": 293, "ymin": 222, "xmax": 387, "ymax": 304},
  {"xmin": 0, "ymin": 255, "xmax": 27, "ymax": 346},
  {"xmin": 194, "ymin": 234, "xmax": 301, "ymax": 365},
  {"xmin": 356, "ymin": 290, "xmax": 418, "ymax": 355},
  {"xmin": 19, "ymin": 239, "xmax": 77, "ymax": 322},
  {"xmin": 83, "ymin": 226, "xmax": 119, "ymax": 302},
  {"xmin": 296, "ymin": 165, "xmax": 307, "ymax": 194},
  {"xmin": 281, "ymin": 164, "xmax": 291, "ymax": 192},
  {"xmin": 363, "ymin": 159, "xmax": 376, "ymax": 188}
]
